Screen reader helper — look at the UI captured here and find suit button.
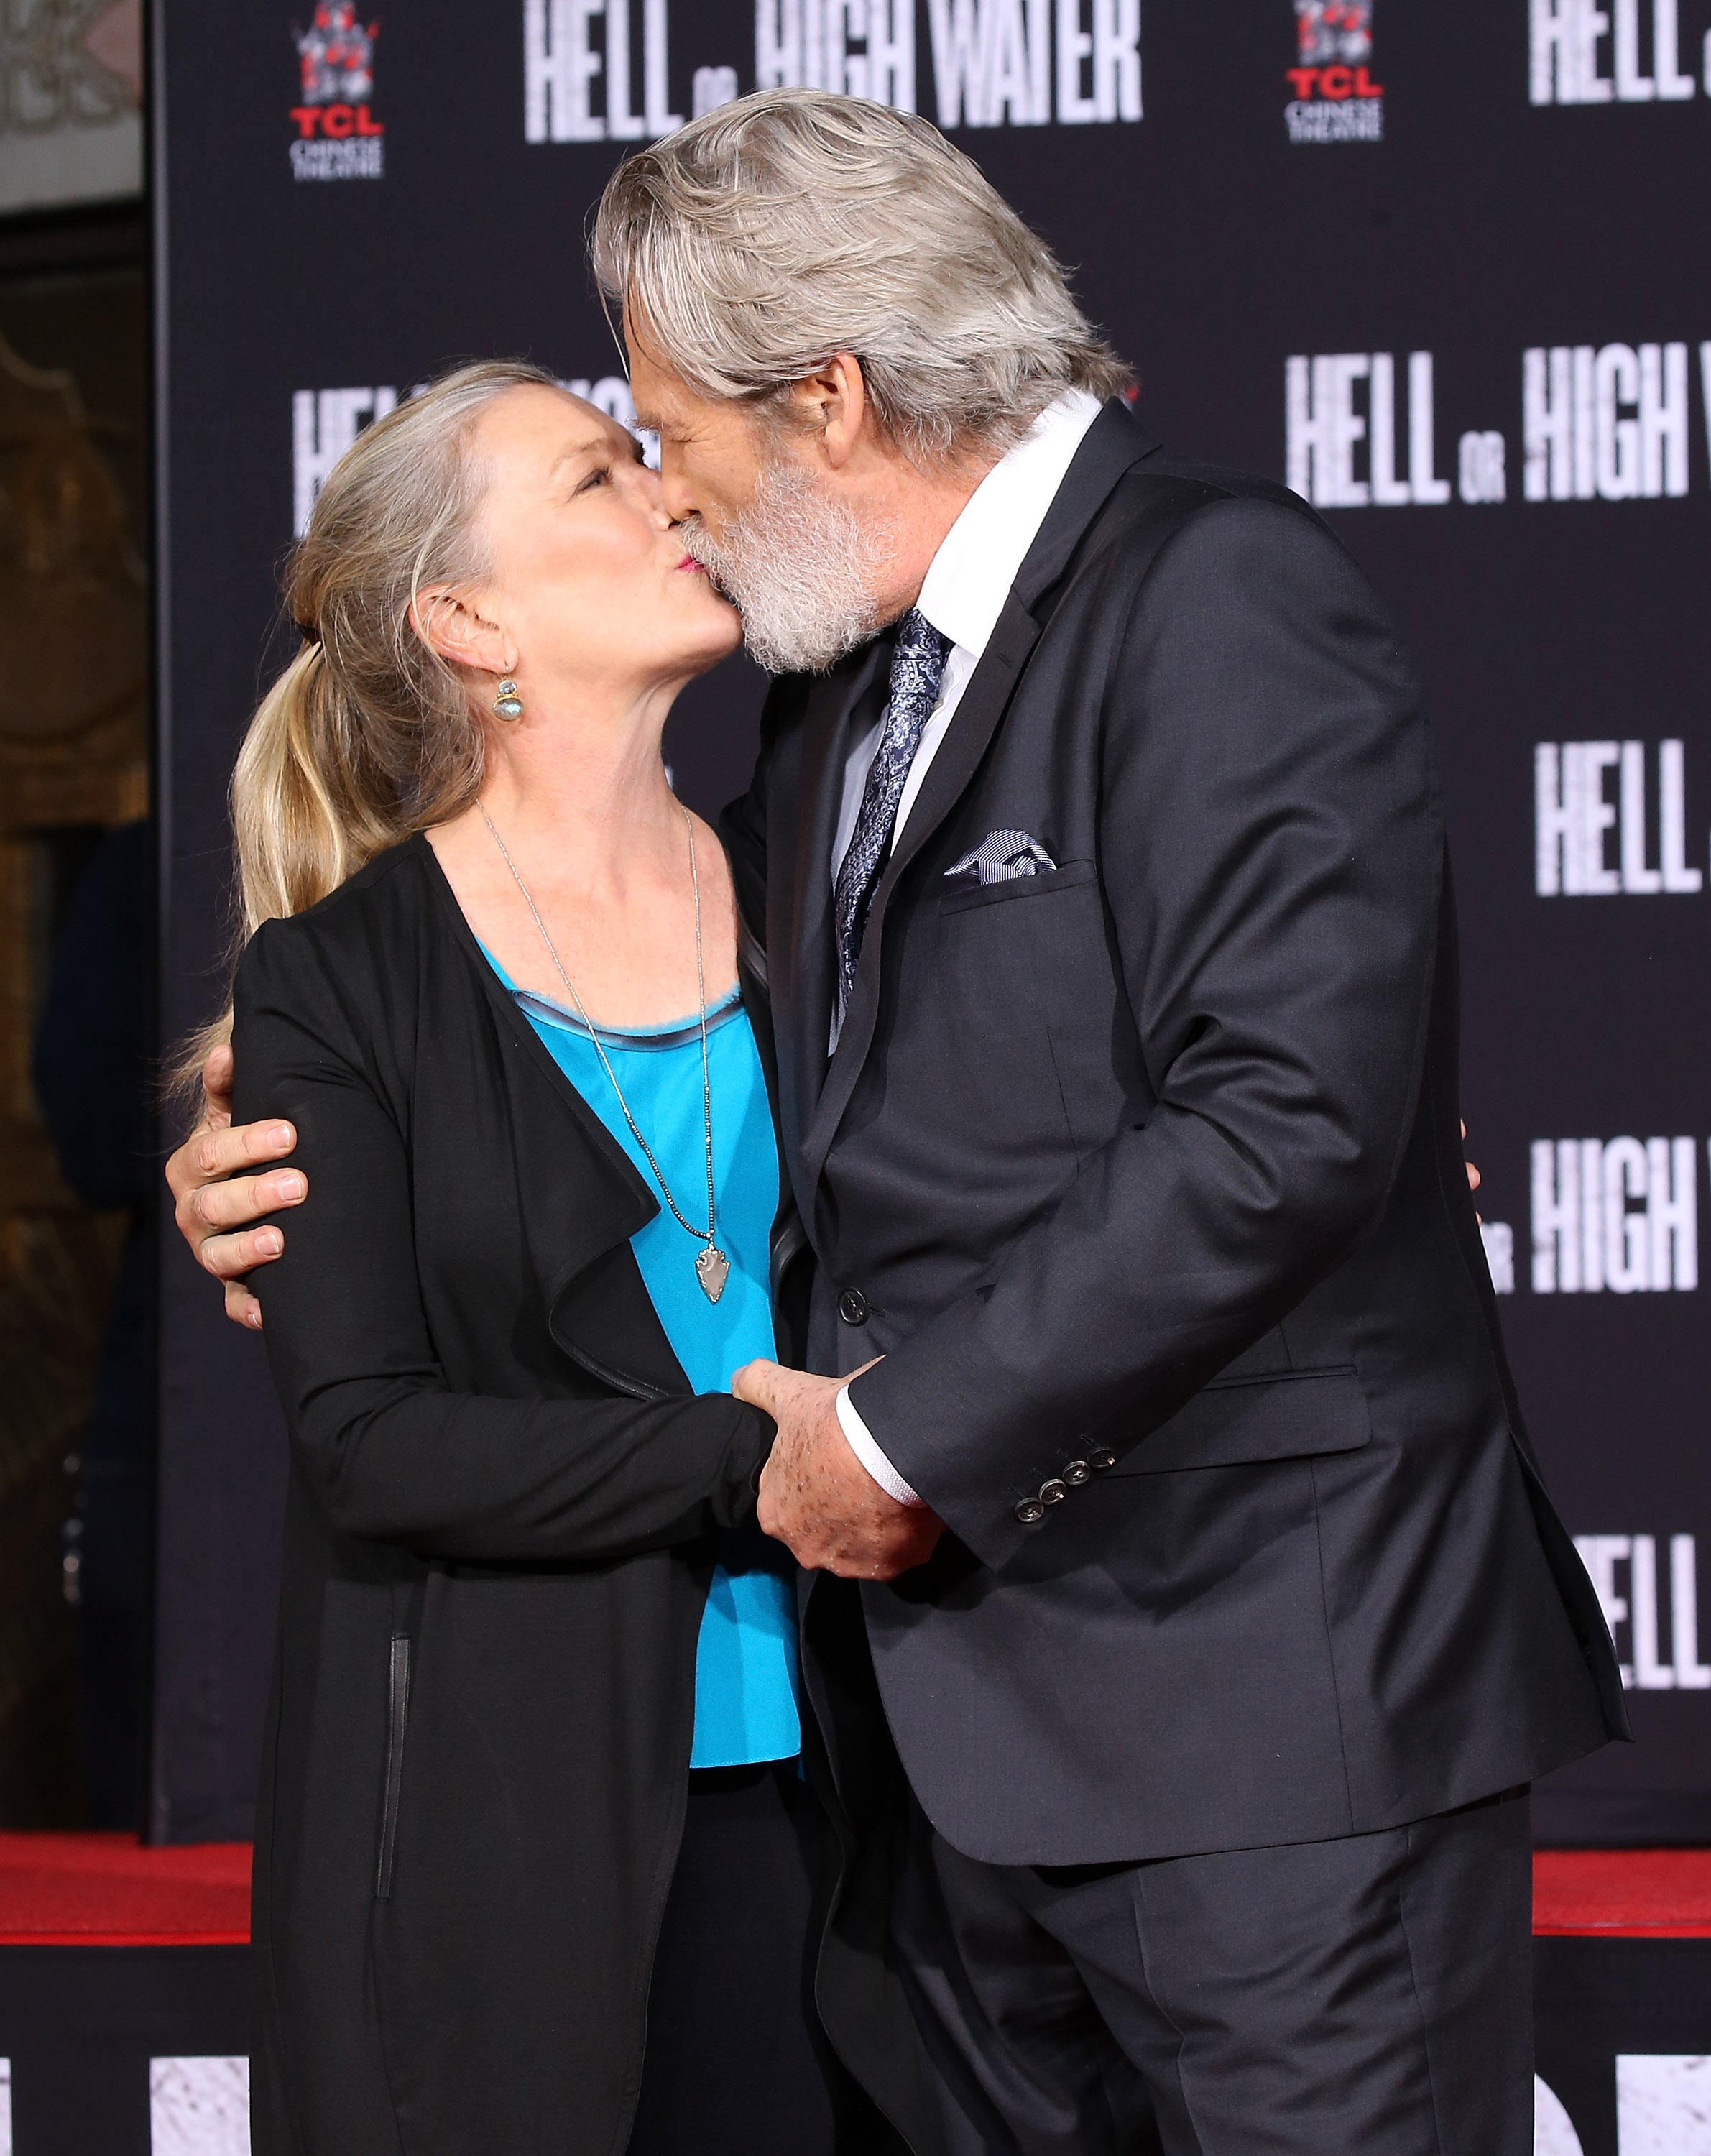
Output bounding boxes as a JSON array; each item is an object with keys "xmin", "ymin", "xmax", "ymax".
[
  {"xmin": 1014, "ymin": 1497, "xmax": 1046, "ymax": 1524},
  {"xmin": 837, "ymin": 1288, "xmax": 870, "ymax": 1326},
  {"xmin": 1038, "ymin": 1478, "xmax": 1068, "ymax": 1506},
  {"xmin": 1062, "ymin": 1460, "xmax": 1091, "ymax": 1487},
  {"xmin": 1087, "ymin": 1448, "xmax": 1117, "ymax": 1471}
]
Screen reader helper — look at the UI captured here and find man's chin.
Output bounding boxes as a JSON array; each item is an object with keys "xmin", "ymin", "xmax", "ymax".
[{"xmin": 739, "ymin": 618, "xmax": 872, "ymax": 678}]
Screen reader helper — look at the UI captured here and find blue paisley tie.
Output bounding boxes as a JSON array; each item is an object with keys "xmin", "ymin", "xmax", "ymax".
[{"xmin": 833, "ymin": 609, "xmax": 953, "ymax": 1031}]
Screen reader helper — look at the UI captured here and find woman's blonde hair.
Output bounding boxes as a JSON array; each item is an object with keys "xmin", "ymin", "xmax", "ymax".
[{"xmin": 174, "ymin": 357, "xmax": 558, "ymax": 1105}]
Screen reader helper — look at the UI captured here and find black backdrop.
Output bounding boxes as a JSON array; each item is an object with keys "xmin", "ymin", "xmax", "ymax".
[{"xmin": 152, "ymin": 0, "xmax": 1710, "ymax": 1846}]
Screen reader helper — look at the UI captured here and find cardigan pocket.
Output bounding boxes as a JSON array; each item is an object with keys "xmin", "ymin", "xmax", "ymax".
[{"xmin": 375, "ymin": 1632, "xmax": 412, "ymax": 1901}]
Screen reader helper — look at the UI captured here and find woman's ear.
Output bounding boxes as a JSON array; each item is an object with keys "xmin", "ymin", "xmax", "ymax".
[{"xmin": 410, "ymin": 586, "xmax": 516, "ymax": 678}]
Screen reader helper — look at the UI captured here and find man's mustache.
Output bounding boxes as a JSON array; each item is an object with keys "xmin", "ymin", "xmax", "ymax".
[{"xmin": 675, "ymin": 517, "xmax": 743, "ymax": 610}]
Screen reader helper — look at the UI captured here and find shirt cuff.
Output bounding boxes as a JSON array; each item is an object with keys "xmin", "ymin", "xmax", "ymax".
[{"xmin": 836, "ymin": 1384, "xmax": 923, "ymax": 1507}]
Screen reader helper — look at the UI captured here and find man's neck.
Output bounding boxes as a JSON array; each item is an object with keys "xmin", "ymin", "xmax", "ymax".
[{"xmin": 859, "ymin": 440, "xmax": 1002, "ymax": 622}]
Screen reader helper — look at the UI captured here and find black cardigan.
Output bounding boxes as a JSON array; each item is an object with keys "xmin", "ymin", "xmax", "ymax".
[{"xmin": 231, "ymin": 834, "xmax": 795, "ymax": 2156}]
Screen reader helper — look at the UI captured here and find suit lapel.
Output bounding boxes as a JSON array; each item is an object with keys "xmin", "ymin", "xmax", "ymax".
[
  {"xmin": 800, "ymin": 591, "xmax": 1043, "ymax": 1189},
  {"xmin": 770, "ymin": 635, "xmax": 892, "ymax": 1227},
  {"xmin": 800, "ymin": 400, "xmax": 1166, "ymax": 1196}
]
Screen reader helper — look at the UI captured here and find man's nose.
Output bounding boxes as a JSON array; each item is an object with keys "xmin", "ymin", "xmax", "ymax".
[{"xmin": 656, "ymin": 443, "xmax": 696, "ymax": 525}]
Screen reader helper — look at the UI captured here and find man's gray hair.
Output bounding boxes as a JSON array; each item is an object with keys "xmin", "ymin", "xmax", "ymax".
[{"xmin": 591, "ymin": 89, "xmax": 1130, "ymax": 464}]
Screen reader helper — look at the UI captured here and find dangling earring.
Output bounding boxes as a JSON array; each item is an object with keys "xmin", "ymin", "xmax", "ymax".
[{"xmin": 493, "ymin": 677, "xmax": 523, "ymax": 720}]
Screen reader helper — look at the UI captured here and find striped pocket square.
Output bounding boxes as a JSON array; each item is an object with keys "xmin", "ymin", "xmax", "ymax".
[{"xmin": 944, "ymin": 829, "xmax": 1058, "ymax": 888}]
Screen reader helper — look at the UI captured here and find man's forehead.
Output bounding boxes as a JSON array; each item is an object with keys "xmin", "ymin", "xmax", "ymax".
[
  {"xmin": 629, "ymin": 372, "xmax": 738, "ymax": 443},
  {"xmin": 623, "ymin": 328, "xmax": 736, "ymax": 437},
  {"xmin": 626, "ymin": 348, "xmax": 693, "ymax": 428}
]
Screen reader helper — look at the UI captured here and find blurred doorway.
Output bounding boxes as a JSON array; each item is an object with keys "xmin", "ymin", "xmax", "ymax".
[{"xmin": 0, "ymin": 88, "xmax": 149, "ymax": 1824}]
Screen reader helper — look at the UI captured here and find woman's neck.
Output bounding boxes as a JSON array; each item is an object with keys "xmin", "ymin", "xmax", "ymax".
[
  {"xmin": 471, "ymin": 688, "xmax": 681, "ymax": 898},
  {"xmin": 425, "ymin": 684, "xmax": 739, "ymax": 1031}
]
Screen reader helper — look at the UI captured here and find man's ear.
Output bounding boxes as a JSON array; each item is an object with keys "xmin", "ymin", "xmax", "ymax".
[
  {"xmin": 410, "ymin": 585, "xmax": 516, "ymax": 678},
  {"xmin": 785, "ymin": 352, "xmax": 870, "ymax": 472}
]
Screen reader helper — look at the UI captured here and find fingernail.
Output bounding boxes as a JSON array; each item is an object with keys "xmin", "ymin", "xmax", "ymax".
[
  {"xmin": 269, "ymin": 1125, "xmax": 294, "ymax": 1149},
  {"xmin": 280, "ymin": 1174, "xmax": 305, "ymax": 1202},
  {"xmin": 258, "ymin": 1231, "xmax": 283, "ymax": 1257},
  {"xmin": 249, "ymin": 1309, "xmax": 264, "ymax": 1329}
]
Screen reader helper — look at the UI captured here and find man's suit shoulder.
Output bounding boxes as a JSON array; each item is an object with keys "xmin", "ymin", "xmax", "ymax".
[
  {"xmin": 1105, "ymin": 452, "xmax": 1329, "ymax": 558},
  {"xmin": 1085, "ymin": 448, "xmax": 1378, "ymax": 618},
  {"xmin": 1137, "ymin": 450, "xmax": 1316, "ymax": 517}
]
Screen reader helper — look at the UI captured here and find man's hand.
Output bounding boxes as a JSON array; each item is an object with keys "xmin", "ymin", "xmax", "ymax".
[
  {"xmin": 164, "ymin": 1041, "xmax": 305, "ymax": 1330},
  {"xmin": 1463, "ymin": 1120, "xmax": 1481, "ymax": 1220},
  {"xmin": 733, "ymin": 1358, "xmax": 944, "ymax": 1580}
]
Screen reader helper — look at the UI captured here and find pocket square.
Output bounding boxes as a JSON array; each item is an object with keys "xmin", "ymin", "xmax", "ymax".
[{"xmin": 944, "ymin": 829, "xmax": 1058, "ymax": 888}]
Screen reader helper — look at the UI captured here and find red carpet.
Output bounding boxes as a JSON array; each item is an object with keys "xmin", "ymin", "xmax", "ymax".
[
  {"xmin": 0, "ymin": 1833, "xmax": 251, "ymax": 1945},
  {"xmin": 1, "ymin": 1837, "xmax": 1707, "ymax": 1947},
  {"xmin": 1532, "ymin": 1848, "xmax": 1711, "ymax": 1936}
]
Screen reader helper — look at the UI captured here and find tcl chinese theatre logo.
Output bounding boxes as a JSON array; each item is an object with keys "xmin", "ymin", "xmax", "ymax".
[
  {"xmin": 1287, "ymin": 0, "xmax": 1384, "ymax": 143},
  {"xmin": 290, "ymin": 4, "xmax": 384, "ymax": 181}
]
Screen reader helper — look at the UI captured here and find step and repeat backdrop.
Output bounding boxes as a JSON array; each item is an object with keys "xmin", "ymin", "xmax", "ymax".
[{"xmin": 154, "ymin": 0, "xmax": 1708, "ymax": 1849}]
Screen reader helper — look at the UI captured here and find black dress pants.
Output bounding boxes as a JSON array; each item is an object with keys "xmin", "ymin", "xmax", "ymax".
[
  {"xmin": 629, "ymin": 1760, "xmax": 886, "ymax": 2156},
  {"xmin": 893, "ymin": 1784, "xmax": 1535, "ymax": 2156}
]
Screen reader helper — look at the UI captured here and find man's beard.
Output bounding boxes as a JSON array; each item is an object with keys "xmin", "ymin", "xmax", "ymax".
[{"xmin": 680, "ymin": 458, "xmax": 898, "ymax": 676}]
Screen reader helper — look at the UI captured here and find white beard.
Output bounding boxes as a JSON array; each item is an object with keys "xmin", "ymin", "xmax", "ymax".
[{"xmin": 681, "ymin": 457, "xmax": 898, "ymax": 676}]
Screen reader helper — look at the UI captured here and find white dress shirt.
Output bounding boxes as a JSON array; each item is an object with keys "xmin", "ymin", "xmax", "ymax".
[{"xmin": 828, "ymin": 389, "xmax": 1104, "ymax": 1506}]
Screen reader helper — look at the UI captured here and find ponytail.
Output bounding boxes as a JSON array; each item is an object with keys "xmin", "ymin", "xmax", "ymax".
[{"xmin": 230, "ymin": 639, "xmax": 407, "ymax": 937}]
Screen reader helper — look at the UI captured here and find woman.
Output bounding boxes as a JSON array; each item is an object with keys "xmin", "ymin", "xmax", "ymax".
[{"xmin": 201, "ymin": 359, "xmax": 862, "ymax": 2153}]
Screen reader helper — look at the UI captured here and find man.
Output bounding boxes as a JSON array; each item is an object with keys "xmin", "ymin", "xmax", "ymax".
[{"xmin": 172, "ymin": 90, "xmax": 1623, "ymax": 2156}]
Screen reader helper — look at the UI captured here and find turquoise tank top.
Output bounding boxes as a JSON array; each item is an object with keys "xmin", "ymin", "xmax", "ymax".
[{"xmin": 483, "ymin": 948, "xmax": 801, "ymax": 1769}]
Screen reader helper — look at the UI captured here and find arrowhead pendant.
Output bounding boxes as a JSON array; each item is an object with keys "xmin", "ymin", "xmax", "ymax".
[{"xmin": 696, "ymin": 1245, "xmax": 730, "ymax": 1304}]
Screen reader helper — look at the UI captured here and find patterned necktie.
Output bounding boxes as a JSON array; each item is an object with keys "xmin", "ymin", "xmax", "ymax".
[{"xmin": 833, "ymin": 608, "xmax": 953, "ymax": 1029}]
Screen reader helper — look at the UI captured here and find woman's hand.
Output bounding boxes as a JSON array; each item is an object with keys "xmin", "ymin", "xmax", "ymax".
[{"xmin": 164, "ymin": 1041, "xmax": 307, "ymax": 1329}]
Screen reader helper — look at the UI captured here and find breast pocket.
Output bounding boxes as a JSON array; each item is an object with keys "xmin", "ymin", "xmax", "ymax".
[
  {"xmin": 936, "ymin": 858, "xmax": 1098, "ymax": 917},
  {"xmin": 931, "ymin": 863, "xmax": 1115, "ymax": 1166}
]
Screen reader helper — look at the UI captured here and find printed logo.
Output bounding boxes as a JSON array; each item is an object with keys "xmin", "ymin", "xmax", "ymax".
[
  {"xmin": 1524, "ymin": 341, "xmax": 1695, "ymax": 500},
  {"xmin": 1285, "ymin": 338, "xmax": 1711, "ymax": 509},
  {"xmin": 919, "ymin": 0, "xmax": 1142, "ymax": 129},
  {"xmin": 1480, "ymin": 1135, "xmax": 1703, "ymax": 1299},
  {"xmin": 523, "ymin": 1, "xmax": 1141, "ymax": 144},
  {"xmin": 290, "ymin": 4, "xmax": 384, "ymax": 181},
  {"xmin": 1530, "ymin": 0, "xmax": 1701, "ymax": 104},
  {"xmin": 1531, "ymin": 1137, "xmax": 1701, "ymax": 1294},
  {"xmin": 1535, "ymin": 741, "xmax": 1703, "ymax": 898},
  {"xmin": 1285, "ymin": 352, "xmax": 1454, "ymax": 507},
  {"xmin": 1576, "ymin": 1534, "xmax": 1711, "ymax": 1690},
  {"xmin": 1287, "ymin": 0, "xmax": 1383, "ymax": 142}
]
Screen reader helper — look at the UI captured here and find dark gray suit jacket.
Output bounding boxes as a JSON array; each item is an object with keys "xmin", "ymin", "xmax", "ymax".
[{"xmin": 724, "ymin": 399, "xmax": 1624, "ymax": 1873}]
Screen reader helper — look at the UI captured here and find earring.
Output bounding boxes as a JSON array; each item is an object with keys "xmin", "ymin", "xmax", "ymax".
[{"xmin": 493, "ymin": 677, "xmax": 523, "ymax": 720}]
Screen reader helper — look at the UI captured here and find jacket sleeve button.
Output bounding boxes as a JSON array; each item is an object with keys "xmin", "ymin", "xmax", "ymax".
[
  {"xmin": 1062, "ymin": 1460, "xmax": 1091, "ymax": 1486},
  {"xmin": 1087, "ymin": 1448, "xmax": 1117, "ymax": 1471},
  {"xmin": 1014, "ymin": 1496, "xmax": 1047, "ymax": 1524},
  {"xmin": 1038, "ymin": 1478, "xmax": 1068, "ymax": 1506},
  {"xmin": 837, "ymin": 1288, "xmax": 870, "ymax": 1325}
]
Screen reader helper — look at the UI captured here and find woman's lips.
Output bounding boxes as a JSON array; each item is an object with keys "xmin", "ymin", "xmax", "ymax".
[{"xmin": 675, "ymin": 553, "xmax": 705, "ymax": 573}]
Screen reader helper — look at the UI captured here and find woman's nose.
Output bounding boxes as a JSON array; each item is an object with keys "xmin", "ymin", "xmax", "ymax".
[{"xmin": 623, "ymin": 460, "xmax": 671, "ymax": 522}]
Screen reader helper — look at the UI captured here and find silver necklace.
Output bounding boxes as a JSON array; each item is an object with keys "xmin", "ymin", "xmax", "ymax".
[{"xmin": 478, "ymin": 799, "xmax": 729, "ymax": 1304}]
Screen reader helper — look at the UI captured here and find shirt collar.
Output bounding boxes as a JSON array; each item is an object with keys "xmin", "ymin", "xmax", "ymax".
[{"xmin": 913, "ymin": 390, "xmax": 1104, "ymax": 663}]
